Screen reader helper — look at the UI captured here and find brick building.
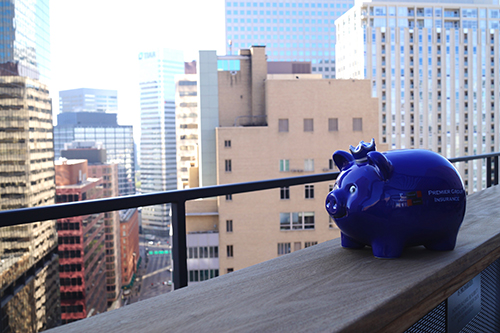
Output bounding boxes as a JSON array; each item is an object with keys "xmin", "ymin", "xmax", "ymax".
[
  {"xmin": 119, "ymin": 209, "xmax": 140, "ymax": 289},
  {"xmin": 55, "ymin": 159, "xmax": 107, "ymax": 324}
]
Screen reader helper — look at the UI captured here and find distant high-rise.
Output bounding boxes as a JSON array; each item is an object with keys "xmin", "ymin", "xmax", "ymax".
[
  {"xmin": 54, "ymin": 112, "xmax": 136, "ymax": 196},
  {"xmin": 175, "ymin": 69, "xmax": 198, "ymax": 190},
  {"xmin": 0, "ymin": 0, "xmax": 60, "ymax": 331},
  {"xmin": 138, "ymin": 49, "xmax": 184, "ymax": 237},
  {"xmin": 224, "ymin": 0, "xmax": 355, "ymax": 78},
  {"xmin": 59, "ymin": 88, "xmax": 118, "ymax": 113},
  {"xmin": 335, "ymin": 0, "xmax": 500, "ymax": 192}
]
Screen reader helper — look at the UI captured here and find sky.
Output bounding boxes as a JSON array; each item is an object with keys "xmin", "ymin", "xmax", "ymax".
[{"xmin": 50, "ymin": 0, "xmax": 226, "ymax": 142}]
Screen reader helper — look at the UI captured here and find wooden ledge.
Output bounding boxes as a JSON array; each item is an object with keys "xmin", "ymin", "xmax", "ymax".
[{"xmin": 49, "ymin": 186, "xmax": 500, "ymax": 332}]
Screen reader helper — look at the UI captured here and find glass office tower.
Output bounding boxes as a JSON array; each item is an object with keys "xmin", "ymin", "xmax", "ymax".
[
  {"xmin": 0, "ymin": 0, "xmax": 50, "ymax": 83},
  {"xmin": 224, "ymin": 0, "xmax": 354, "ymax": 77},
  {"xmin": 138, "ymin": 49, "xmax": 184, "ymax": 237},
  {"xmin": 59, "ymin": 88, "xmax": 118, "ymax": 113},
  {"xmin": 54, "ymin": 112, "xmax": 136, "ymax": 197}
]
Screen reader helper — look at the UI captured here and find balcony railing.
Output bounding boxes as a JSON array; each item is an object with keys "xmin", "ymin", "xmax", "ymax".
[
  {"xmin": 1, "ymin": 152, "xmax": 500, "ymax": 330},
  {"xmin": 46, "ymin": 183, "xmax": 500, "ymax": 332}
]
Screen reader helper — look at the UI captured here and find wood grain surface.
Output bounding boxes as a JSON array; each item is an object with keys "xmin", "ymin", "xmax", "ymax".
[{"xmin": 48, "ymin": 186, "xmax": 500, "ymax": 333}]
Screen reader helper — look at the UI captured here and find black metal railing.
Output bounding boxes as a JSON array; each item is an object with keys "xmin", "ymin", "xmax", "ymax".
[{"xmin": 0, "ymin": 152, "xmax": 499, "ymax": 291}]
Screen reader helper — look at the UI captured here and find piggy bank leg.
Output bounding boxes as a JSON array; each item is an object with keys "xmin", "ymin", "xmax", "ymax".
[
  {"xmin": 371, "ymin": 241, "xmax": 404, "ymax": 259},
  {"xmin": 424, "ymin": 234, "xmax": 458, "ymax": 251},
  {"xmin": 341, "ymin": 233, "xmax": 365, "ymax": 249}
]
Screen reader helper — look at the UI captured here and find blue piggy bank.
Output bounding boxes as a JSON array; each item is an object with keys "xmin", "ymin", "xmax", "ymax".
[{"xmin": 325, "ymin": 139, "xmax": 466, "ymax": 259}]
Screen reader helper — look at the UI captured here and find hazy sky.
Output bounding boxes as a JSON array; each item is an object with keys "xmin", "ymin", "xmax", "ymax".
[{"xmin": 50, "ymin": 0, "xmax": 226, "ymax": 141}]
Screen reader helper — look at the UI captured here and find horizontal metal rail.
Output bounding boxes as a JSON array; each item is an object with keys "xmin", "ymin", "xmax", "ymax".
[
  {"xmin": 1, "ymin": 151, "xmax": 499, "ymax": 289},
  {"xmin": 0, "ymin": 172, "xmax": 339, "ymax": 227}
]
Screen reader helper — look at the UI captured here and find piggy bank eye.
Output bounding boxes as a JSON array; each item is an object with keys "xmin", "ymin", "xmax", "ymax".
[{"xmin": 349, "ymin": 185, "xmax": 356, "ymax": 194}]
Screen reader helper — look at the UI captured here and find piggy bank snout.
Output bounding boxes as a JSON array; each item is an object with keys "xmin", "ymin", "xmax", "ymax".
[{"xmin": 326, "ymin": 191, "xmax": 346, "ymax": 219}]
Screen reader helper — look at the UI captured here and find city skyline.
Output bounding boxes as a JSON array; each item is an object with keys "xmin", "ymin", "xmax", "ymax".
[{"xmin": 50, "ymin": 0, "xmax": 226, "ymax": 144}]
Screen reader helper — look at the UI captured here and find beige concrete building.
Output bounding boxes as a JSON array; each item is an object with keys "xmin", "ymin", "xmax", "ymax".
[
  {"xmin": 335, "ymin": 0, "xmax": 500, "ymax": 192},
  {"xmin": 180, "ymin": 46, "xmax": 384, "ymax": 279},
  {"xmin": 0, "ymin": 76, "xmax": 60, "ymax": 331},
  {"xmin": 175, "ymin": 74, "xmax": 199, "ymax": 190}
]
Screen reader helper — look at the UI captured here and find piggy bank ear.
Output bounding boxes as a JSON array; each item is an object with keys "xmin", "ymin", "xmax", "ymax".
[
  {"xmin": 333, "ymin": 150, "xmax": 354, "ymax": 171},
  {"xmin": 367, "ymin": 151, "xmax": 393, "ymax": 181}
]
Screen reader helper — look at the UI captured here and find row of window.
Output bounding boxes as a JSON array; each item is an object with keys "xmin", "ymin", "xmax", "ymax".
[
  {"xmin": 189, "ymin": 269, "xmax": 220, "ymax": 282},
  {"xmin": 56, "ymin": 193, "xmax": 85, "ymax": 203},
  {"xmin": 59, "ymin": 250, "xmax": 82, "ymax": 258},
  {"xmin": 59, "ymin": 264, "xmax": 82, "ymax": 272},
  {"xmin": 369, "ymin": 6, "xmax": 500, "ymax": 19},
  {"xmin": 280, "ymin": 158, "xmax": 314, "ymax": 172},
  {"xmin": 280, "ymin": 212, "xmax": 315, "ymax": 230},
  {"xmin": 57, "ymin": 222, "xmax": 80, "ymax": 231},
  {"xmin": 280, "ymin": 185, "xmax": 314, "ymax": 199},
  {"xmin": 60, "ymin": 277, "xmax": 83, "ymax": 286},
  {"xmin": 61, "ymin": 305, "xmax": 84, "ymax": 313},
  {"xmin": 61, "ymin": 291, "xmax": 84, "ymax": 300},
  {"xmin": 58, "ymin": 236, "xmax": 81, "ymax": 245},
  {"xmin": 187, "ymin": 246, "xmax": 219, "ymax": 259},
  {"xmin": 227, "ymin": 2, "xmax": 349, "ymax": 9},
  {"xmin": 278, "ymin": 241, "xmax": 318, "ymax": 255},
  {"xmin": 278, "ymin": 118, "xmax": 362, "ymax": 132}
]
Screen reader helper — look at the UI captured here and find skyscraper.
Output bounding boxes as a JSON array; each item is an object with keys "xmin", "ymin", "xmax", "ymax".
[
  {"xmin": 0, "ymin": 0, "xmax": 50, "ymax": 83},
  {"xmin": 54, "ymin": 112, "xmax": 136, "ymax": 196},
  {"xmin": 0, "ymin": 1, "xmax": 59, "ymax": 331},
  {"xmin": 175, "ymin": 72, "xmax": 198, "ymax": 190},
  {"xmin": 59, "ymin": 88, "xmax": 118, "ymax": 113},
  {"xmin": 138, "ymin": 49, "xmax": 184, "ymax": 237},
  {"xmin": 335, "ymin": 0, "xmax": 500, "ymax": 192},
  {"xmin": 224, "ymin": 0, "xmax": 355, "ymax": 78}
]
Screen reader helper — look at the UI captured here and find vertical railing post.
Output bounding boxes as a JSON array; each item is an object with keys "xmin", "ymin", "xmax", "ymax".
[
  {"xmin": 487, "ymin": 157, "xmax": 492, "ymax": 188},
  {"xmin": 494, "ymin": 156, "xmax": 499, "ymax": 186},
  {"xmin": 171, "ymin": 200, "xmax": 188, "ymax": 289}
]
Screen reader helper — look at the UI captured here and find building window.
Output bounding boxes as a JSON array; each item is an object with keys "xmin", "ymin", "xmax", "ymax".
[
  {"xmin": 224, "ymin": 140, "xmax": 231, "ymax": 148},
  {"xmin": 305, "ymin": 241, "xmax": 318, "ymax": 248},
  {"xmin": 225, "ymin": 194, "xmax": 232, "ymax": 201},
  {"xmin": 304, "ymin": 159, "xmax": 314, "ymax": 171},
  {"xmin": 305, "ymin": 185, "xmax": 314, "ymax": 199},
  {"xmin": 226, "ymin": 220, "xmax": 233, "ymax": 232},
  {"xmin": 304, "ymin": 118, "xmax": 314, "ymax": 132},
  {"xmin": 294, "ymin": 242, "xmax": 302, "ymax": 251},
  {"xmin": 227, "ymin": 268, "xmax": 234, "ymax": 273},
  {"xmin": 280, "ymin": 212, "xmax": 315, "ymax": 230},
  {"xmin": 189, "ymin": 269, "xmax": 219, "ymax": 282},
  {"xmin": 353, "ymin": 117, "xmax": 363, "ymax": 131},
  {"xmin": 225, "ymin": 159, "xmax": 232, "ymax": 172},
  {"xmin": 280, "ymin": 186, "xmax": 290, "ymax": 199},
  {"xmin": 329, "ymin": 216, "xmax": 337, "ymax": 229},
  {"xmin": 227, "ymin": 245, "xmax": 234, "ymax": 257},
  {"xmin": 279, "ymin": 119, "xmax": 289, "ymax": 132},
  {"xmin": 278, "ymin": 242, "xmax": 291, "ymax": 255},
  {"xmin": 280, "ymin": 159, "xmax": 290, "ymax": 172},
  {"xmin": 329, "ymin": 159, "xmax": 335, "ymax": 170},
  {"xmin": 328, "ymin": 118, "xmax": 338, "ymax": 131}
]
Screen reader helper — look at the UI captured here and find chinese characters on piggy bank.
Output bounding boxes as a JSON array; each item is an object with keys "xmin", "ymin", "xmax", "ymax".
[{"xmin": 325, "ymin": 139, "xmax": 466, "ymax": 259}]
